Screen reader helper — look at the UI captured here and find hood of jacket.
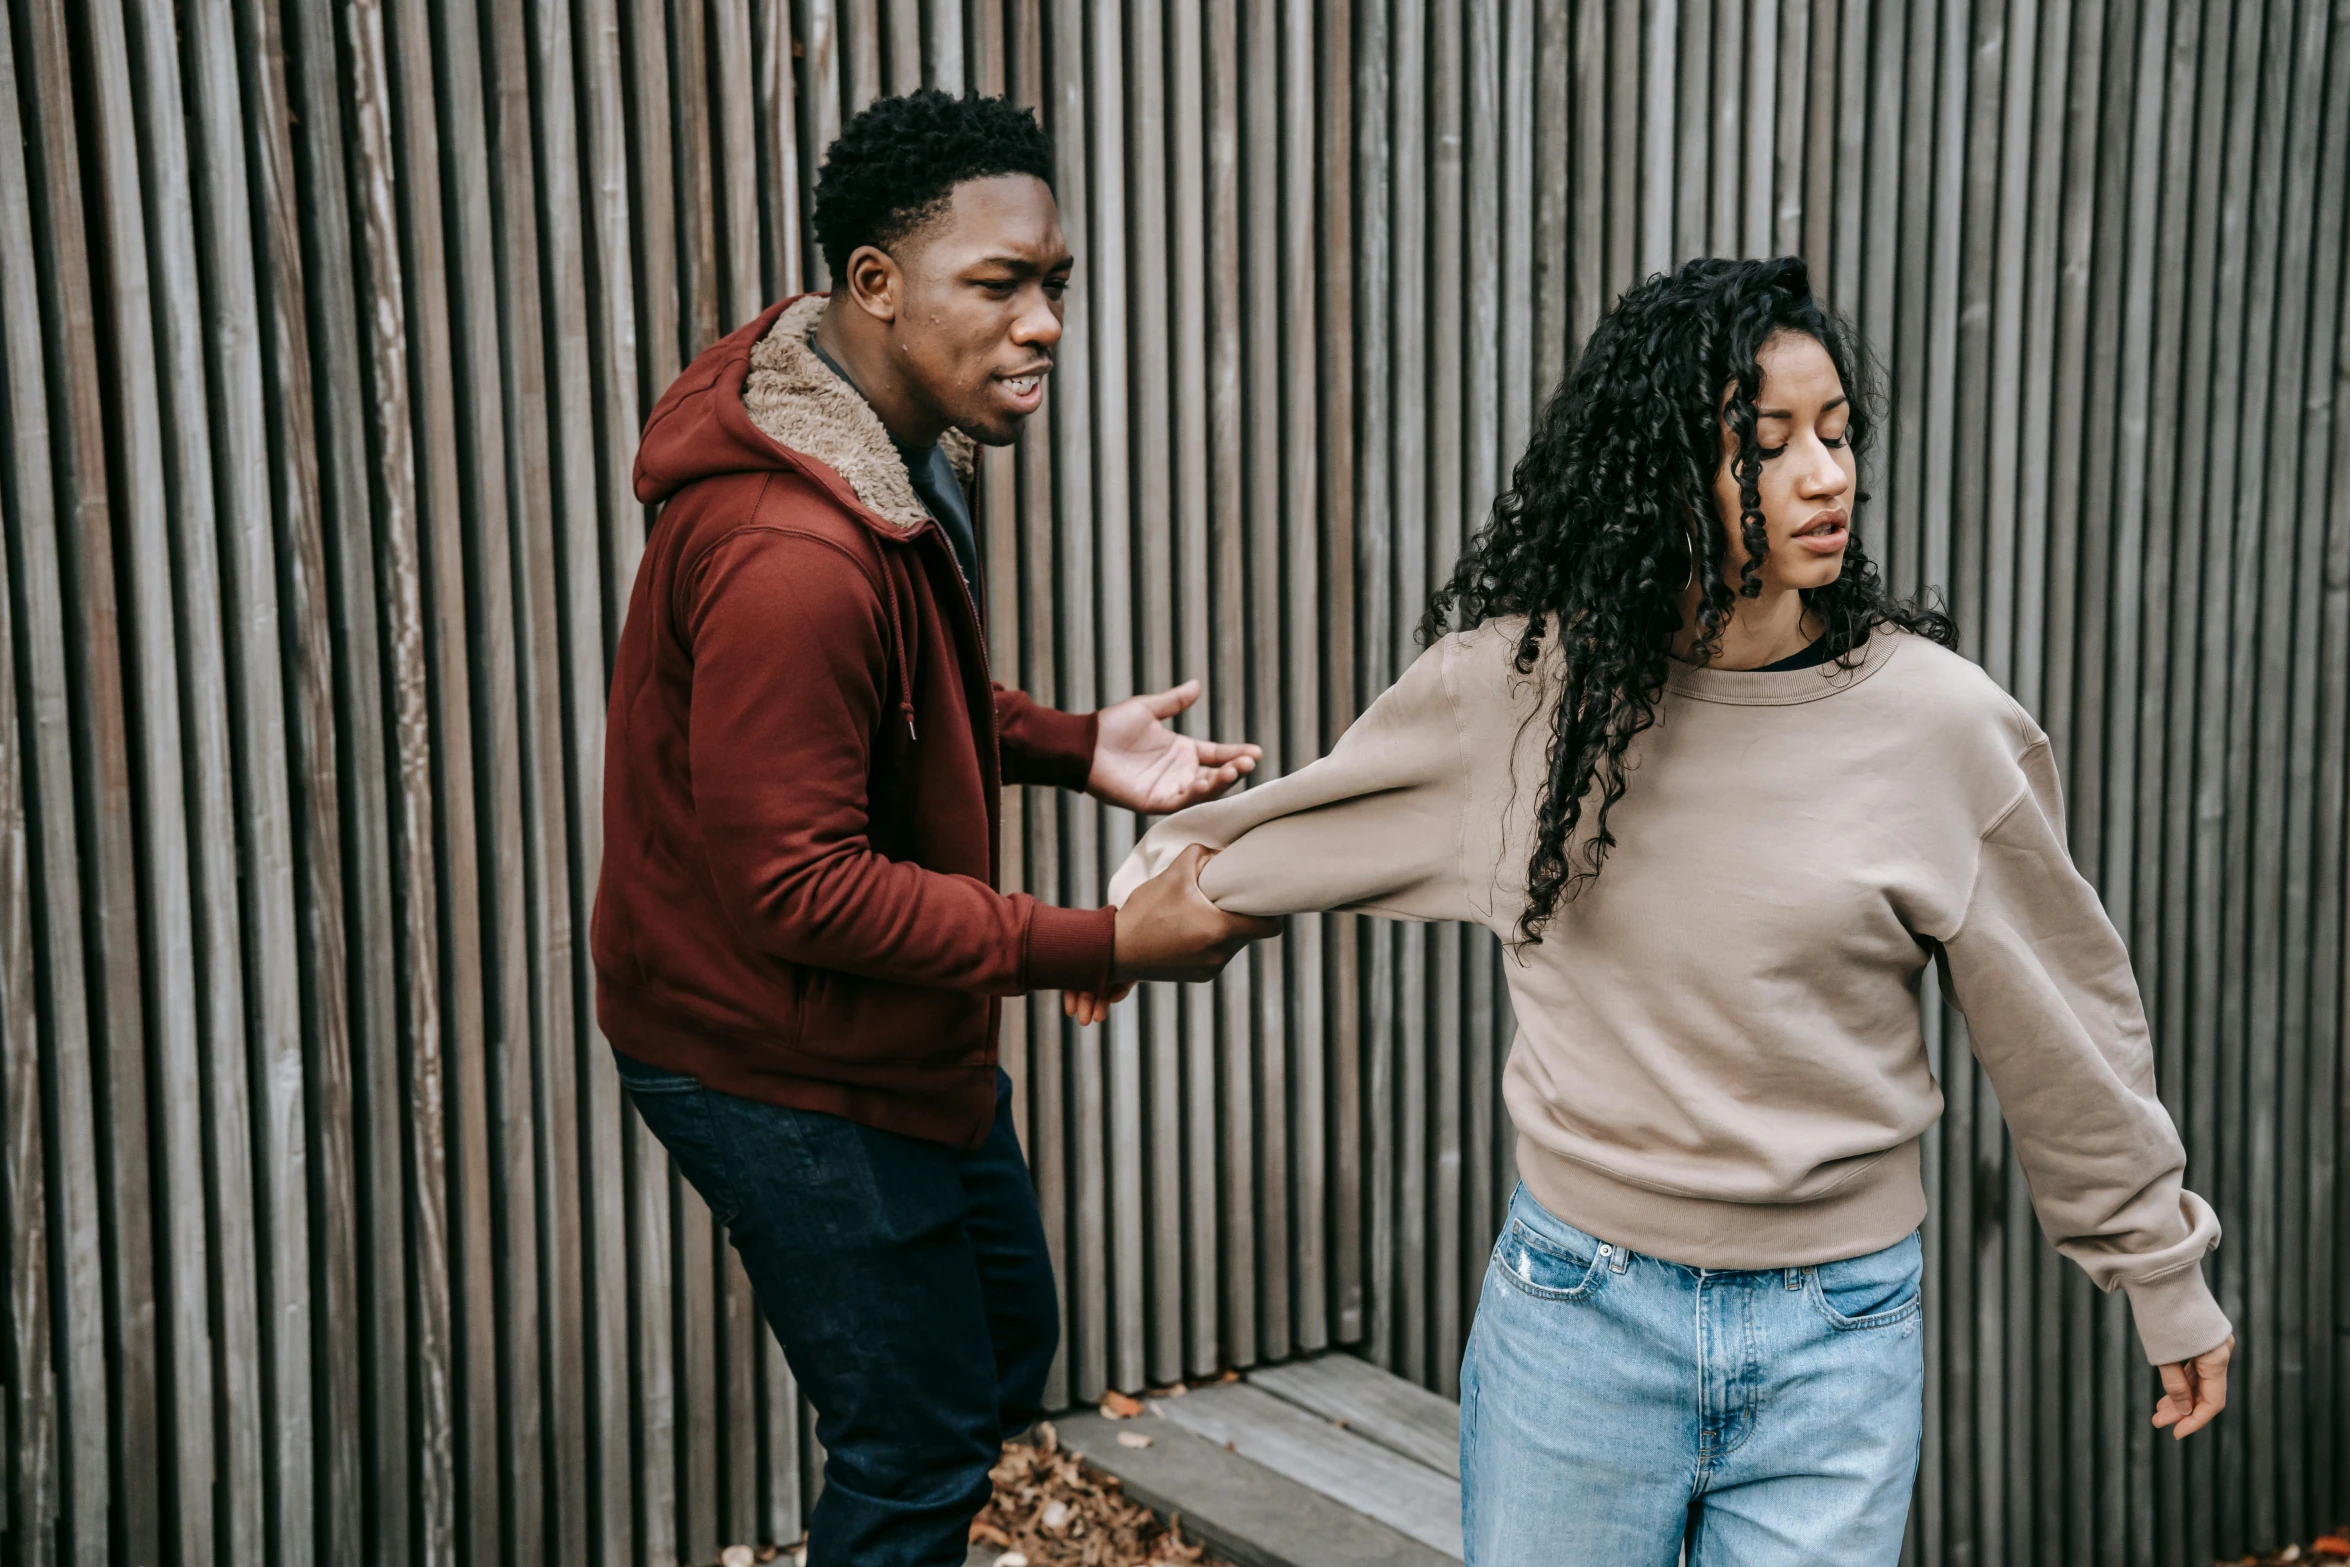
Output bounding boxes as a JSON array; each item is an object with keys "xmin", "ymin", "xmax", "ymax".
[{"xmin": 633, "ymin": 293, "xmax": 974, "ymax": 529}]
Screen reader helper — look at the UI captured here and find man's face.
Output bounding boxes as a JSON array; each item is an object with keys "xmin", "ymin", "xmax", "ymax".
[{"xmin": 884, "ymin": 175, "xmax": 1070, "ymax": 446}]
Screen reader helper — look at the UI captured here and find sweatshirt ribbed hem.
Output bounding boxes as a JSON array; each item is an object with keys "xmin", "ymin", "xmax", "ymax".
[
  {"xmin": 1515, "ymin": 1134, "xmax": 1928, "ymax": 1271},
  {"xmin": 2123, "ymin": 1263, "xmax": 2233, "ymax": 1365},
  {"xmin": 1024, "ymin": 902, "xmax": 1117, "ymax": 992},
  {"xmin": 596, "ymin": 981, "xmax": 1000, "ymax": 1147}
]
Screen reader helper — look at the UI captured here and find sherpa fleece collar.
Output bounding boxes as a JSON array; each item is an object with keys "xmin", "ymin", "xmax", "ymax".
[{"xmin": 741, "ymin": 294, "xmax": 978, "ymax": 535}]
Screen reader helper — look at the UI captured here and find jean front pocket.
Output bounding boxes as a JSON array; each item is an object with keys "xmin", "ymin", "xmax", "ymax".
[
  {"xmin": 1807, "ymin": 1231, "xmax": 1924, "ymax": 1330},
  {"xmin": 1492, "ymin": 1215, "xmax": 1610, "ymax": 1302},
  {"xmin": 612, "ymin": 1051, "xmax": 741, "ymax": 1227}
]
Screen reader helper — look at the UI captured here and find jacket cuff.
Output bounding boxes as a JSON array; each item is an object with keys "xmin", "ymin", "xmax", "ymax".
[
  {"xmin": 1016, "ymin": 704, "xmax": 1100, "ymax": 790},
  {"xmin": 2123, "ymin": 1261, "xmax": 2233, "ymax": 1365},
  {"xmin": 1023, "ymin": 902, "xmax": 1117, "ymax": 993}
]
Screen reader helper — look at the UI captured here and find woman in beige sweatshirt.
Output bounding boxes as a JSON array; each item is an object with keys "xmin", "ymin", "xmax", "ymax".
[{"xmin": 1102, "ymin": 257, "xmax": 2232, "ymax": 1565}]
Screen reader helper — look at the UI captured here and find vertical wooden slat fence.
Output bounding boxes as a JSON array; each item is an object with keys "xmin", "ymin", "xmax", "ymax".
[{"xmin": 2, "ymin": 2, "xmax": 2346, "ymax": 1564}]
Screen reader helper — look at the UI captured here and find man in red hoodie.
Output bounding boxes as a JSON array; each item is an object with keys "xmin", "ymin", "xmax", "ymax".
[{"xmin": 593, "ymin": 91, "xmax": 1273, "ymax": 1565}]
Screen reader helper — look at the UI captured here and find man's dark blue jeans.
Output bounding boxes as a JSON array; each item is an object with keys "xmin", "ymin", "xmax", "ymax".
[{"xmin": 613, "ymin": 1051, "xmax": 1057, "ymax": 1567}]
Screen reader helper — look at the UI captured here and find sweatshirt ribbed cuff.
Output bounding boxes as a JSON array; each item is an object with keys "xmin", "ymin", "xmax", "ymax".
[
  {"xmin": 2123, "ymin": 1261, "xmax": 2233, "ymax": 1365},
  {"xmin": 1024, "ymin": 903, "xmax": 1117, "ymax": 994},
  {"xmin": 1019, "ymin": 705, "xmax": 1101, "ymax": 790}
]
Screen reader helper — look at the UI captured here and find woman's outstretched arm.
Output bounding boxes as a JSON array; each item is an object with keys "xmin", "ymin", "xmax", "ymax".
[
  {"xmin": 1935, "ymin": 736, "xmax": 2230, "ymax": 1373},
  {"xmin": 1106, "ymin": 638, "xmax": 1486, "ymax": 926}
]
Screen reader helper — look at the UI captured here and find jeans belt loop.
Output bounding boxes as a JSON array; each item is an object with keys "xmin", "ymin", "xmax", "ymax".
[
  {"xmin": 1608, "ymin": 1242, "xmax": 1630, "ymax": 1275},
  {"xmin": 1785, "ymin": 1267, "xmax": 1804, "ymax": 1292}
]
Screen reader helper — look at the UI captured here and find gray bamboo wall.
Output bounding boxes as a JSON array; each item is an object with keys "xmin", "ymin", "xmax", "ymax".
[{"xmin": 2, "ymin": 0, "xmax": 2345, "ymax": 1564}]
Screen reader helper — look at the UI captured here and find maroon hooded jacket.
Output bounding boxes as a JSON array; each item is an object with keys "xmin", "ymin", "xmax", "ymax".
[{"xmin": 592, "ymin": 295, "xmax": 1117, "ymax": 1148}]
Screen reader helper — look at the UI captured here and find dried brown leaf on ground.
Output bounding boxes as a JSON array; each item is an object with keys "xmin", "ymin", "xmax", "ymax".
[
  {"xmin": 2214, "ymin": 1528, "xmax": 2350, "ymax": 1566},
  {"xmin": 968, "ymin": 1422, "xmax": 1234, "ymax": 1567}
]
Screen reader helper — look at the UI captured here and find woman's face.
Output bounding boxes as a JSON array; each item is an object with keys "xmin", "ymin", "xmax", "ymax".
[{"xmin": 1711, "ymin": 330, "xmax": 1855, "ymax": 595}]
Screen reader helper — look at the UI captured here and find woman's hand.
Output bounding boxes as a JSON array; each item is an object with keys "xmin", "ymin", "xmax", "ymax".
[
  {"xmin": 2152, "ymin": 1336, "xmax": 2233, "ymax": 1439},
  {"xmin": 1062, "ymin": 985, "xmax": 1133, "ymax": 1027}
]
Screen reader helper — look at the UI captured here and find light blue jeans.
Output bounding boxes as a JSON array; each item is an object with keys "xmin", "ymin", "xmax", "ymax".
[{"xmin": 1461, "ymin": 1183, "xmax": 1924, "ymax": 1566}]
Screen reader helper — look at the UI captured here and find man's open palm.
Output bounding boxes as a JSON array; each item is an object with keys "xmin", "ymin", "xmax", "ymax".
[{"xmin": 1088, "ymin": 681, "xmax": 1261, "ymax": 815}]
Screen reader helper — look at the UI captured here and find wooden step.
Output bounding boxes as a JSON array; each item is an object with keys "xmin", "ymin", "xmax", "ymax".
[
  {"xmin": 1148, "ymin": 1382, "xmax": 1463, "ymax": 1560},
  {"xmin": 1246, "ymin": 1354, "xmax": 1461, "ymax": 1477},
  {"xmin": 1053, "ymin": 1404, "xmax": 1456, "ymax": 1567}
]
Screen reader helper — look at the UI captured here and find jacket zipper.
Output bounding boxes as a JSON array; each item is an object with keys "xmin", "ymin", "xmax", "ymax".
[
  {"xmin": 906, "ymin": 520, "xmax": 1014, "ymax": 969},
  {"xmin": 902, "ymin": 518, "xmax": 1000, "ymax": 772}
]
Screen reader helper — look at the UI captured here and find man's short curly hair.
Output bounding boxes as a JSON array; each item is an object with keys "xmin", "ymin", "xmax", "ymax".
[{"xmin": 812, "ymin": 90, "xmax": 1056, "ymax": 280}]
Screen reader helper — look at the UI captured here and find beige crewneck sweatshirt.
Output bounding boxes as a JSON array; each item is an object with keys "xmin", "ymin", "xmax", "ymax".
[{"xmin": 1108, "ymin": 621, "xmax": 2229, "ymax": 1366}]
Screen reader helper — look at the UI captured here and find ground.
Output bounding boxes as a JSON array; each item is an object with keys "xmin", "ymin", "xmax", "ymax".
[
  {"xmin": 743, "ymin": 1453, "xmax": 2342, "ymax": 1567},
  {"xmin": 2219, "ymin": 1535, "xmax": 2349, "ymax": 1567},
  {"xmin": 964, "ymin": 1422, "xmax": 1233, "ymax": 1567}
]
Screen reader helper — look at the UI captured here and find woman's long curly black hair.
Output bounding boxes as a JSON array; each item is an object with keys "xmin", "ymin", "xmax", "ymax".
[{"xmin": 1424, "ymin": 256, "xmax": 1956, "ymax": 944}]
